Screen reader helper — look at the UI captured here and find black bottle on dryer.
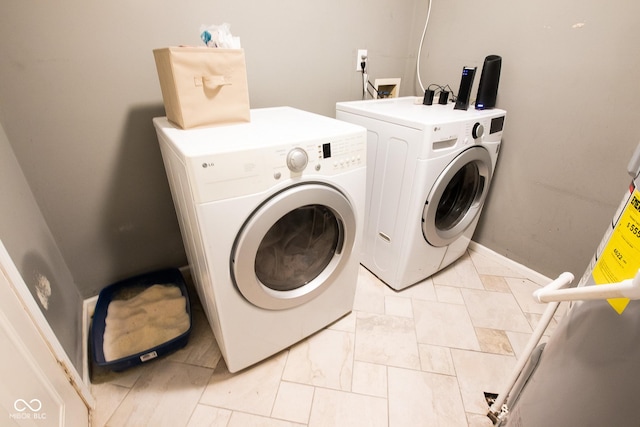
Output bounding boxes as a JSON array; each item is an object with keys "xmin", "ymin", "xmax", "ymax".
[{"xmin": 475, "ymin": 55, "xmax": 502, "ymax": 110}]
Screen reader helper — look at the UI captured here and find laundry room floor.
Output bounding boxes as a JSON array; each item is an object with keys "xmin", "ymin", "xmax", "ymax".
[{"xmin": 89, "ymin": 245, "xmax": 565, "ymax": 427}]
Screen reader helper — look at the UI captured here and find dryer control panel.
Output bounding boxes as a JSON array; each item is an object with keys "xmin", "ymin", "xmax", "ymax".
[
  {"xmin": 272, "ymin": 133, "xmax": 366, "ymax": 179},
  {"xmin": 315, "ymin": 134, "xmax": 366, "ymax": 171},
  {"xmin": 154, "ymin": 107, "xmax": 368, "ymax": 204},
  {"xmin": 187, "ymin": 131, "xmax": 366, "ymax": 203}
]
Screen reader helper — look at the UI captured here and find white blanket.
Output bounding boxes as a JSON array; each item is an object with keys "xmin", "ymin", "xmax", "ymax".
[{"xmin": 103, "ymin": 284, "xmax": 189, "ymax": 362}]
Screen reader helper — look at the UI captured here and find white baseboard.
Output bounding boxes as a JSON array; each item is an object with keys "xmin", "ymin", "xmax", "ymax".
[
  {"xmin": 468, "ymin": 241, "xmax": 553, "ymax": 285},
  {"xmin": 82, "ymin": 296, "xmax": 98, "ymax": 387}
]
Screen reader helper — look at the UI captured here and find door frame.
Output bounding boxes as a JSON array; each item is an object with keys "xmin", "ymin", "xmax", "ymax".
[{"xmin": 0, "ymin": 240, "xmax": 93, "ymax": 424}]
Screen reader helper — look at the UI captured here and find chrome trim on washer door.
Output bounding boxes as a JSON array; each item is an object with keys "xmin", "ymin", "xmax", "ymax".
[
  {"xmin": 422, "ymin": 146, "xmax": 492, "ymax": 247},
  {"xmin": 232, "ymin": 183, "xmax": 356, "ymax": 310}
]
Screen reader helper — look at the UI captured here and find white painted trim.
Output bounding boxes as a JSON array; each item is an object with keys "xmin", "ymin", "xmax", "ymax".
[
  {"xmin": 468, "ymin": 241, "xmax": 554, "ymax": 285},
  {"xmin": 0, "ymin": 240, "xmax": 95, "ymax": 410},
  {"xmin": 82, "ymin": 295, "xmax": 98, "ymax": 386}
]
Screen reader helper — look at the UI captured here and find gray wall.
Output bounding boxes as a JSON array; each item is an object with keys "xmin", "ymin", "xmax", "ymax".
[
  {"xmin": 2, "ymin": 0, "xmax": 638, "ymax": 328},
  {"xmin": 0, "ymin": 123, "xmax": 84, "ymax": 373},
  {"xmin": 0, "ymin": 0, "xmax": 416, "ymax": 298},
  {"xmin": 410, "ymin": 1, "xmax": 640, "ymax": 278}
]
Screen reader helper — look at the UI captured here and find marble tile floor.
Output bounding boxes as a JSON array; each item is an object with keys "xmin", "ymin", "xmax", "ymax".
[{"xmin": 90, "ymin": 247, "xmax": 568, "ymax": 427}]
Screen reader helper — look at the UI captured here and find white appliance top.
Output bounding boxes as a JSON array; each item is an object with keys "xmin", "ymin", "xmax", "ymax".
[
  {"xmin": 154, "ymin": 107, "xmax": 367, "ymax": 203},
  {"xmin": 336, "ymin": 96, "xmax": 506, "ymax": 129},
  {"xmin": 153, "ymin": 107, "xmax": 365, "ymax": 158}
]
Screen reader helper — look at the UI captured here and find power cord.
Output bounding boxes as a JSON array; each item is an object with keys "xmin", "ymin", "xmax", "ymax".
[
  {"xmin": 360, "ymin": 55, "xmax": 368, "ymax": 99},
  {"xmin": 416, "ymin": 0, "xmax": 433, "ymax": 93},
  {"xmin": 426, "ymin": 83, "xmax": 457, "ymax": 103},
  {"xmin": 359, "ymin": 55, "xmax": 395, "ymax": 99},
  {"xmin": 369, "ymin": 80, "xmax": 389, "ymax": 98}
]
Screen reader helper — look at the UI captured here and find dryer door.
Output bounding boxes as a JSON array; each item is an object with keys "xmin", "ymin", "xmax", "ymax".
[
  {"xmin": 422, "ymin": 146, "xmax": 492, "ymax": 247},
  {"xmin": 232, "ymin": 183, "xmax": 356, "ymax": 310}
]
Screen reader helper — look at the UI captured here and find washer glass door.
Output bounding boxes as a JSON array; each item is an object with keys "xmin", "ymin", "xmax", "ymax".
[
  {"xmin": 256, "ymin": 204, "xmax": 338, "ymax": 291},
  {"xmin": 232, "ymin": 183, "xmax": 356, "ymax": 310},
  {"xmin": 422, "ymin": 146, "xmax": 492, "ymax": 247}
]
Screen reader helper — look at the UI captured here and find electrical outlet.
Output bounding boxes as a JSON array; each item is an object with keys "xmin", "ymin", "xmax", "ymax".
[{"xmin": 356, "ymin": 49, "xmax": 367, "ymax": 71}]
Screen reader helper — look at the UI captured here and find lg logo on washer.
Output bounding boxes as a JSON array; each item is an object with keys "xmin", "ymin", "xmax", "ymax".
[{"xmin": 201, "ymin": 162, "xmax": 214, "ymax": 168}]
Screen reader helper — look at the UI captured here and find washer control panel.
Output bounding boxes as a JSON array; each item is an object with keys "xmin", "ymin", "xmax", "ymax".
[{"xmin": 427, "ymin": 113, "xmax": 506, "ymax": 159}]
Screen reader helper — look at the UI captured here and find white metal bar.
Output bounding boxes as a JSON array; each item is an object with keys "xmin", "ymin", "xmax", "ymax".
[
  {"xmin": 488, "ymin": 272, "xmax": 574, "ymax": 420},
  {"xmin": 534, "ymin": 269, "xmax": 640, "ymax": 303}
]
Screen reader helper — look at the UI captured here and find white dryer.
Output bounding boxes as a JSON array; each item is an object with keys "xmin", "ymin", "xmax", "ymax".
[
  {"xmin": 154, "ymin": 107, "xmax": 366, "ymax": 372},
  {"xmin": 336, "ymin": 97, "xmax": 505, "ymax": 290}
]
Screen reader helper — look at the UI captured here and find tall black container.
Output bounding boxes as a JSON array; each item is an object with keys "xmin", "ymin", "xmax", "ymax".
[{"xmin": 475, "ymin": 55, "xmax": 502, "ymax": 110}]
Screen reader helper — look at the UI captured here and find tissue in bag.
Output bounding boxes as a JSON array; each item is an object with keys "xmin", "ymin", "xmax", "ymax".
[{"xmin": 200, "ymin": 22, "xmax": 241, "ymax": 48}]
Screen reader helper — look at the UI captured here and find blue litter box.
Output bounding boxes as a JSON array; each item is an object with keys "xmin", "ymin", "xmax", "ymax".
[{"xmin": 91, "ymin": 268, "xmax": 191, "ymax": 371}]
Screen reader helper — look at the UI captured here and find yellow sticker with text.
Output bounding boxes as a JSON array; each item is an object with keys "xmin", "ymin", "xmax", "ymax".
[{"xmin": 592, "ymin": 188, "xmax": 640, "ymax": 314}]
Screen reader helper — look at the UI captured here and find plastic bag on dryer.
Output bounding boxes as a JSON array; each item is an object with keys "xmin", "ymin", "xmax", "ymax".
[{"xmin": 200, "ymin": 23, "xmax": 241, "ymax": 48}]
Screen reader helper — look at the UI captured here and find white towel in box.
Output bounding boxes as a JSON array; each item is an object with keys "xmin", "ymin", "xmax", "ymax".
[{"xmin": 103, "ymin": 284, "xmax": 189, "ymax": 362}]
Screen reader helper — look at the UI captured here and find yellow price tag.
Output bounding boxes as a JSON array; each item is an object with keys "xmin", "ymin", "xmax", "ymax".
[{"xmin": 592, "ymin": 188, "xmax": 640, "ymax": 314}]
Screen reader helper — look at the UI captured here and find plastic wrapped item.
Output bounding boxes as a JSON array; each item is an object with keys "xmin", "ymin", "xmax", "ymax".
[{"xmin": 200, "ymin": 23, "xmax": 241, "ymax": 48}]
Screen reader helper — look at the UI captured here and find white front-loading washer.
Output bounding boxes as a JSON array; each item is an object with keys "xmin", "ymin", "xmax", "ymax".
[
  {"xmin": 336, "ymin": 97, "xmax": 506, "ymax": 290},
  {"xmin": 153, "ymin": 107, "xmax": 366, "ymax": 372}
]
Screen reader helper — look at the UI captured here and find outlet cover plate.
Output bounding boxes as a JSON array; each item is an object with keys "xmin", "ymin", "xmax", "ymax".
[{"xmin": 374, "ymin": 78, "xmax": 402, "ymax": 98}]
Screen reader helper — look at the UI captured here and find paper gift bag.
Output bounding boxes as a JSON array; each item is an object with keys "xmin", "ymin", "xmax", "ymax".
[{"xmin": 153, "ymin": 47, "xmax": 250, "ymax": 129}]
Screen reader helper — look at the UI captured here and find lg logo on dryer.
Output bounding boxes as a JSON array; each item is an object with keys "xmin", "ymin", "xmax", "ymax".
[{"xmin": 202, "ymin": 162, "xmax": 215, "ymax": 168}]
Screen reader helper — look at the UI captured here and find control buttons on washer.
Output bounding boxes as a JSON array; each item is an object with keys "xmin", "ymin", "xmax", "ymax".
[
  {"xmin": 315, "ymin": 164, "xmax": 321, "ymax": 171},
  {"xmin": 286, "ymin": 147, "xmax": 308, "ymax": 172},
  {"xmin": 472, "ymin": 123, "xmax": 484, "ymax": 139},
  {"xmin": 273, "ymin": 171, "xmax": 282, "ymax": 180}
]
